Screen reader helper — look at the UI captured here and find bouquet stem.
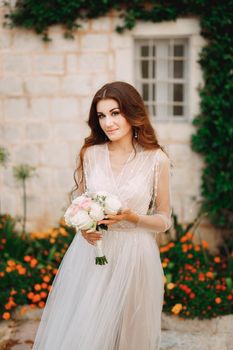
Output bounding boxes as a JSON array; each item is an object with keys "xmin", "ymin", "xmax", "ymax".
[{"xmin": 94, "ymin": 237, "xmax": 108, "ymax": 265}]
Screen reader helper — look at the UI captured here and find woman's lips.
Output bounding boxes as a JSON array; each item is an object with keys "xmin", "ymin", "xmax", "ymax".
[{"xmin": 106, "ymin": 129, "xmax": 118, "ymax": 133}]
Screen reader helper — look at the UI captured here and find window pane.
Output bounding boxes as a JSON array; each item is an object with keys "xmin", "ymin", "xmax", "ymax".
[
  {"xmin": 174, "ymin": 60, "xmax": 183, "ymax": 78},
  {"xmin": 173, "ymin": 105, "xmax": 183, "ymax": 116},
  {"xmin": 141, "ymin": 46, "xmax": 149, "ymax": 57},
  {"xmin": 174, "ymin": 45, "xmax": 184, "ymax": 57},
  {"xmin": 152, "ymin": 60, "xmax": 156, "ymax": 78},
  {"xmin": 152, "ymin": 45, "xmax": 156, "ymax": 57},
  {"xmin": 173, "ymin": 84, "xmax": 183, "ymax": 102},
  {"xmin": 141, "ymin": 60, "xmax": 149, "ymax": 78},
  {"xmin": 142, "ymin": 84, "xmax": 149, "ymax": 100}
]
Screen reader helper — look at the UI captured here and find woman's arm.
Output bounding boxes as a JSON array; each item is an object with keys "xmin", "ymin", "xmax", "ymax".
[{"xmin": 135, "ymin": 150, "xmax": 172, "ymax": 232}]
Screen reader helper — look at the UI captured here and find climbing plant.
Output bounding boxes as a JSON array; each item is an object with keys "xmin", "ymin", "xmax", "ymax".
[{"xmin": 3, "ymin": 1, "xmax": 233, "ymax": 229}]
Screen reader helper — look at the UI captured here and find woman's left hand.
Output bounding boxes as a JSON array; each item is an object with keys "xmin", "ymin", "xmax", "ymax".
[{"xmin": 98, "ymin": 208, "xmax": 139, "ymax": 226}]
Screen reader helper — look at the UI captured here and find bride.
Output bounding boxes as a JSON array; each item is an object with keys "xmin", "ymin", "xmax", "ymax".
[{"xmin": 32, "ymin": 81, "xmax": 172, "ymax": 350}]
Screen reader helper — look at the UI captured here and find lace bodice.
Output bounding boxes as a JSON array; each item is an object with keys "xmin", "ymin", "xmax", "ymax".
[{"xmin": 80, "ymin": 142, "xmax": 172, "ymax": 233}]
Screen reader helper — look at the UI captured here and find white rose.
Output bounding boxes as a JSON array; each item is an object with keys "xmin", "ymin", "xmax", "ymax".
[
  {"xmin": 105, "ymin": 195, "xmax": 122, "ymax": 215},
  {"xmin": 64, "ymin": 206, "xmax": 73, "ymax": 226},
  {"xmin": 89, "ymin": 203, "xmax": 105, "ymax": 221},
  {"xmin": 70, "ymin": 210, "xmax": 93, "ymax": 230}
]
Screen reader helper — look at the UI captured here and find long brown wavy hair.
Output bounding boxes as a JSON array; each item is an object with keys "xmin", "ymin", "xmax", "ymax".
[{"xmin": 71, "ymin": 81, "xmax": 164, "ymax": 199}]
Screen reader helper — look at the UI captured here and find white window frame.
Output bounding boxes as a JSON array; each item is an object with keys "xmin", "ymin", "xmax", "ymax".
[
  {"xmin": 135, "ymin": 38, "xmax": 189, "ymax": 121},
  {"xmin": 113, "ymin": 18, "xmax": 206, "ymax": 123}
]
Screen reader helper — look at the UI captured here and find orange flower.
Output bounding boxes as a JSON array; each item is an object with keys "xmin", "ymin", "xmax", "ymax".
[
  {"xmin": 206, "ymin": 271, "xmax": 214, "ymax": 279},
  {"xmin": 171, "ymin": 303, "xmax": 183, "ymax": 315},
  {"xmin": 215, "ymin": 297, "xmax": 222, "ymax": 304},
  {"xmin": 30, "ymin": 258, "xmax": 38, "ymax": 268},
  {"xmin": 167, "ymin": 283, "xmax": 176, "ymax": 290},
  {"xmin": 194, "ymin": 244, "xmax": 200, "ymax": 251},
  {"xmin": 7, "ymin": 260, "xmax": 16, "ymax": 267},
  {"xmin": 34, "ymin": 284, "xmax": 41, "ymax": 291},
  {"xmin": 27, "ymin": 292, "xmax": 34, "ymax": 300},
  {"xmin": 29, "ymin": 304, "xmax": 36, "ymax": 309},
  {"xmin": 20, "ymin": 306, "xmax": 28, "ymax": 315},
  {"xmin": 187, "ymin": 254, "xmax": 193, "ymax": 259},
  {"xmin": 186, "ymin": 232, "xmax": 193, "ymax": 240},
  {"xmin": 40, "ymin": 291, "xmax": 47, "ymax": 298},
  {"xmin": 43, "ymin": 275, "xmax": 51, "ymax": 283},
  {"xmin": 162, "ymin": 262, "xmax": 168, "ymax": 268},
  {"xmin": 10, "ymin": 289, "xmax": 17, "ymax": 296},
  {"xmin": 198, "ymin": 273, "xmax": 205, "ymax": 281},
  {"xmin": 5, "ymin": 267, "xmax": 13, "ymax": 273},
  {"xmin": 168, "ymin": 242, "xmax": 175, "ymax": 248},
  {"xmin": 24, "ymin": 256, "xmax": 32, "ymax": 262},
  {"xmin": 32, "ymin": 294, "xmax": 41, "ymax": 303},
  {"xmin": 214, "ymin": 257, "xmax": 221, "ymax": 263},
  {"xmin": 2, "ymin": 312, "xmax": 11, "ymax": 320},
  {"xmin": 201, "ymin": 240, "xmax": 209, "ymax": 249},
  {"xmin": 41, "ymin": 282, "xmax": 48, "ymax": 289},
  {"xmin": 0, "ymin": 271, "xmax": 5, "ymax": 277},
  {"xmin": 38, "ymin": 301, "xmax": 45, "ymax": 308},
  {"xmin": 18, "ymin": 267, "xmax": 26, "ymax": 275},
  {"xmin": 52, "ymin": 269, "xmax": 58, "ymax": 275}
]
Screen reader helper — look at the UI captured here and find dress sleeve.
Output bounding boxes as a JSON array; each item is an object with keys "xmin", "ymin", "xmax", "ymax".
[{"xmin": 136, "ymin": 150, "xmax": 172, "ymax": 233}]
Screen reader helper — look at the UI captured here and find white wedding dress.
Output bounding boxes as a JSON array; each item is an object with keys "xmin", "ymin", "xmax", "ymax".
[{"xmin": 32, "ymin": 142, "xmax": 171, "ymax": 350}]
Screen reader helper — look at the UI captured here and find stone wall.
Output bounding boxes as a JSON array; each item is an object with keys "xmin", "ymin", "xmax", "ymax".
[{"xmin": 0, "ymin": 9, "xmax": 208, "ymax": 237}]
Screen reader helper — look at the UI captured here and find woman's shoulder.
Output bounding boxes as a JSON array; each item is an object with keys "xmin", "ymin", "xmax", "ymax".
[{"xmin": 83, "ymin": 143, "xmax": 105, "ymax": 159}]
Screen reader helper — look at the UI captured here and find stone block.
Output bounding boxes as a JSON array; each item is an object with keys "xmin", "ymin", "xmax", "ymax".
[
  {"xmin": 0, "ymin": 29, "xmax": 12, "ymax": 49},
  {"xmin": 13, "ymin": 144, "xmax": 40, "ymax": 165},
  {"xmin": 25, "ymin": 122, "xmax": 50, "ymax": 141},
  {"xmin": 0, "ymin": 191, "xmax": 19, "ymax": 214},
  {"xmin": 66, "ymin": 54, "xmax": 79, "ymax": 73},
  {"xmin": 46, "ymin": 31, "xmax": 79, "ymax": 52},
  {"xmin": 50, "ymin": 97, "xmax": 79, "ymax": 121},
  {"xmin": 78, "ymin": 53, "xmax": 108, "ymax": 72},
  {"xmin": 25, "ymin": 77, "xmax": 59, "ymax": 96},
  {"xmin": 80, "ymin": 34, "xmax": 109, "ymax": 51},
  {"xmin": 34, "ymin": 54, "xmax": 64, "ymax": 74},
  {"xmin": 54, "ymin": 168, "xmax": 74, "ymax": 188},
  {"xmin": 60, "ymin": 75, "xmax": 92, "ymax": 96},
  {"xmin": 2, "ymin": 122, "xmax": 24, "ymax": 142},
  {"xmin": 30, "ymin": 98, "xmax": 50, "ymax": 119},
  {"xmin": 0, "ymin": 77, "xmax": 23, "ymax": 96},
  {"xmin": 13, "ymin": 31, "xmax": 45, "ymax": 51},
  {"xmin": 91, "ymin": 17, "xmax": 112, "ymax": 31},
  {"xmin": 4, "ymin": 98, "xmax": 29, "ymax": 119},
  {"xmin": 2, "ymin": 54, "xmax": 31, "ymax": 75},
  {"xmin": 92, "ymin": 73, "xmax": 112, "ymax": 91},
  {"xmin": 53, "ymin": 122, "xmax": 83, "ymax": 141},
  {"xmin": 40, "ymin": 142, "xmax": 70, "ymax": 167}
]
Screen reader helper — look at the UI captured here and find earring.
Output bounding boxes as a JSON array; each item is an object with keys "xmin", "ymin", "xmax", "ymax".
[{"xmin": 134, "ymin": 128, "xmax": 138, "ymax": 139}]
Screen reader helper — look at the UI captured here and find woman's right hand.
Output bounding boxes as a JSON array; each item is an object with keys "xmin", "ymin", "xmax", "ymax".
[{"xmin": 81, "ymin": 229, "xmax": 103, "ymax": 245}]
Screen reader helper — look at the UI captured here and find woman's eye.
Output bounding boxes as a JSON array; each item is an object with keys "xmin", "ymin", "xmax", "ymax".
[
  {"xmin": 98, "ymin": 114, "xmax": 105, "ymax": 119},
  {"xmin": 112, "ymin": 111, "xmax": 120, "ymax": 116}
]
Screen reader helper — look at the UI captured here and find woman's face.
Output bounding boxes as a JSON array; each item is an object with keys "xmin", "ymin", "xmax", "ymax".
[{"xmin": 96, "ymin": 99, "xmax": 132, "ymax": 142}]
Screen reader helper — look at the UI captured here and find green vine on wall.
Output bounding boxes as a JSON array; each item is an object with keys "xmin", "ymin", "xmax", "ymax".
[{"xmin": 3, "ymin": 1, "xmax": 233, "ymax": 229}]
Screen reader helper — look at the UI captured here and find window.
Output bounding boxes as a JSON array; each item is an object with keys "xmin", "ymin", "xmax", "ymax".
[{"xmin": 135, "ymin": 39, "xmax": 189, "ymax": 120}]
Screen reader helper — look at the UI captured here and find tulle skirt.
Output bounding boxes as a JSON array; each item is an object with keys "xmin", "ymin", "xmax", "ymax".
[{"xmin": 32, "ymin": 228, "xmax": 164, "ymax": 350}]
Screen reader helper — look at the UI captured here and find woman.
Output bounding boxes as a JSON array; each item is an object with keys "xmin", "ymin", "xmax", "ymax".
[{"xmin": 32, "ymin": 81, "xmax": 172, "ymax": 350}]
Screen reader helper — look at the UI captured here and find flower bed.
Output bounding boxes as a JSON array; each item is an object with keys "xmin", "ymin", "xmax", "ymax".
[{"xmin": 0, "ymin": 214, "xmax": 232, "ymax": 321}]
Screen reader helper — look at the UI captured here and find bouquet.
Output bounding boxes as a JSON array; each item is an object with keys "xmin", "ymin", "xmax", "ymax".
[{"xmin": 64, "ymin": 191, "xmax": 122, "ymax": 265}]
